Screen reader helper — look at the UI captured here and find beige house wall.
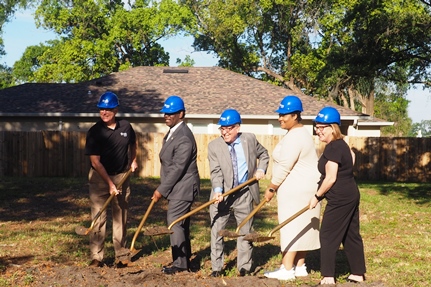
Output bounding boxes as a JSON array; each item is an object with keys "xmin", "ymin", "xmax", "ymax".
[{"xmin": 0, "ymin": 115, "xmax": 380, "ymax": 136}]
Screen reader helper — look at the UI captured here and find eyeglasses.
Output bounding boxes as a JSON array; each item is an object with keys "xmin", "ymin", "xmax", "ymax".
[
  {"xmin": 219, "ymin": 125, "xmax": 237, "ymax": 133},
  {"xmin": 314, "ymin": 125, "xmax": 331, "ymax": 132}
]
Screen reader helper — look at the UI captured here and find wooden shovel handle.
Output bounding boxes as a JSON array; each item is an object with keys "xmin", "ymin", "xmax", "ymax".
[
  {"xmin": 87, "ymin": 169, "xmax": 132, "ymax": 233},
  {"xmin": 267, "ymin": 205, "xmax": 309, "ymax": 238},
  {"xmin": 167, "ymin": 177, "xmax": 257, "ymax": 230},
  {"xmin": 234, "ymin": 199, "xmax": 267, "ymax": 234},
  {"xmin": 129, "ymin": 198, "xmax": 156, "ymax": 251}
]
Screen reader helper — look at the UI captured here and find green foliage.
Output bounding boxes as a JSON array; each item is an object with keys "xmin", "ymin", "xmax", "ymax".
[
  {"xmin": 176, "ymin": 55, "xmax": 195, "ymax": 67},
  {"xmin": 409, "ymin": 120, "xmax": 431, "ymax": 137},
  {"xmin": 185, "ymin": 0, "xmax": 431, "ymax": 130},
  {"xmin": 375, "ymin": 93, "xmax": 412, "ymax": 137},
  {"xmin": 374, "ymin": 81, "xmax": 412, "ymax": 136},
  {"xmin": 316, "ymin": 0, "xmax": 431, "ymax": 115},
  {"xmin": 0, "ymin": 65, "xmax": 13, "ymax": 88},
  {"xmin": 12, "ymin": 42, "xmax": 52, "ymax": 83},
  {"xmin": 23, "ymin": 0, "xmax": 195, "ymax": 82},
  {"xmin": 0, "ymin": 0, "xmax": 33, "ymax": 66}
]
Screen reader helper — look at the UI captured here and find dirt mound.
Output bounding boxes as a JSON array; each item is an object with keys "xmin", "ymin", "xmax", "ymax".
[{"xmin": 3, "ymin": 252, "xmax": 387, "ymax": 287}]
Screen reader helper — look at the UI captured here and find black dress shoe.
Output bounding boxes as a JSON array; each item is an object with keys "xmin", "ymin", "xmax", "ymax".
[
  {"xmin": 162, "ymin": 266, "xmax": 188, "ymax": 275},
  {"xmin": 210, "ymin": 271, "xmax": 222, "ymax": 277},
  {"xmin": 239, "ymin": 268, "xmax": 250, "ymax": 277}
]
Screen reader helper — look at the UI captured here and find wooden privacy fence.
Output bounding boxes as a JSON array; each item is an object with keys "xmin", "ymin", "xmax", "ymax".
[{"xmin": 1, "ymin": 131, "xmax": 431, "ymax": 182}]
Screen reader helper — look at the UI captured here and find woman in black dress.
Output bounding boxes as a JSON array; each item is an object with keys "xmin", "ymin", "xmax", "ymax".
[{"xmin": 309, "ymin": 107, "xmax": 366, "ymax": 285}]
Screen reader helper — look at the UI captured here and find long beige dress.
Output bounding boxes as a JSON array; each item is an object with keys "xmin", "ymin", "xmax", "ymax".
[{"xmin": 271, "ymin": 126, "xmax": 321, "ymax": 252}]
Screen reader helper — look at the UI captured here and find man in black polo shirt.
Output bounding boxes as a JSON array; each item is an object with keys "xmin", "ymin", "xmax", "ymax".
[{"xmin": 85, "ymin": 91, "xmax": 138, "ymax": 267}]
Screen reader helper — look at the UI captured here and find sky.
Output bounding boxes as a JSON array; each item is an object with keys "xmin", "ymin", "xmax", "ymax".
[{"xmin": 2, "ymin": 9, "xmax": 431, "ymax": 123}]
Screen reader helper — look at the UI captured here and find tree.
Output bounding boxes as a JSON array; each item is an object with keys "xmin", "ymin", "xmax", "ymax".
[
  {"xmin": 0, "ymin": 65, "xmax": 13, "ymax": 88},
  {"xmin": 0, "ymin": 0, "xmax": 32, "ymax": 64},
  {"xmin": 176, "ymin": 55, "xmax": 195, "ymax": 67},
  {"xmin": 373, "ymin": 81, "xmax": 412, "ymax": 136},
  {"xmin": 315, "ymin": 0, "xmax": 431, "ymax": 116},
  {"xmin": 28, "ymin": 0, "xmax": 195, "ymax": 82},
  {"xmin": 186, "ymin": 0, "xmax": 320, "ymax": 94},
  {"xmin": 12, "ymin": 42, "xmax": 52, "ymax": 83},
  {"xmin": 185, "ymin": 0, "xmax": 431, "ymax": 119},
  {"xmin": 409, "ymin": 120, "xmax": 431, "ymax": 137}
]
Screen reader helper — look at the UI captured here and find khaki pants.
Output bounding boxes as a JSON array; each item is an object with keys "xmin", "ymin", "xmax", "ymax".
[{"xmin": 88, "ymin": 169, "xmax": 130, "ymax": 261}]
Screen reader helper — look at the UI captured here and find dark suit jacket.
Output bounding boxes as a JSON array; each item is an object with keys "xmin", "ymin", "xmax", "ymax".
[
  {"xmin": 157, "ymin": 122, "xmax": 200, "ymax": 201},
  {"xmin": 207, "ymin": 132, "xmax": 269, "ymax": 204}
]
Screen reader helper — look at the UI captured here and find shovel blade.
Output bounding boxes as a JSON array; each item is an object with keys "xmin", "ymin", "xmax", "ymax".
[
  {"xmin": 129, "ymin": 248, "xmax": 141, "ymax": 258},
  {"xmin": 75, "ymin": 226, "xmax": 89, "ymax": 236},
  {"xmin": 243, "ymin": 232, "xmax": 275, "ymax": 243},
  {"xmin": 218, "ymin": 229, "xmax": 243, "ymax": 238}
]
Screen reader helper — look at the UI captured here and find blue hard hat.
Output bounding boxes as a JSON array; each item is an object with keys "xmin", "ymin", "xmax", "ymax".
[
  {"xmin": 314, "ymin": 106, "xmax": 341, "ymax": 125},
  {"xmin": 97, "ymin": 91, "xmax": 119, "ymax": 108},
  {"xmin": 218, "ymin": 109, "xmax": 242, "ymax": 126},
  {"xmin": 275, "ymin": 95, "xmax": 303, "ymax": 114},
  {"xmin": 160, "ymin": 95, "xmax": 185, "ymax": 113}
]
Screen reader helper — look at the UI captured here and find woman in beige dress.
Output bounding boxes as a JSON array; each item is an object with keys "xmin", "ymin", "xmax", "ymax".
[{"xmin": 263, "ymin": 95, "xmax": 321, "ymax": 281}]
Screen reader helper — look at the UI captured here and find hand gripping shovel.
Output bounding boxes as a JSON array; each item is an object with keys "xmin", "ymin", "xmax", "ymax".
[
  {"xmin": 243, "ymin": 205, "xmax": 309, "ymax": 243},
  {"xmin": 218, "ymin": 198, "xmax": 267, "ymax": 238},
  {"xmin": 143, "ymin": 177, "xmax": 257, "ymax": 237},
  {"xmin": 75, "ymin": 169, "xmax": 132, "ymax": 236}
]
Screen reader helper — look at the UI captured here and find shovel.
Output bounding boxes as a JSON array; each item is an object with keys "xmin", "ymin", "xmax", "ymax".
[
  {"xmin": 243, "ymin": 205, "xmax": 309, "ymax": 243},
  {"xmin": 218, "ymin": 198, "xmax": 267, "ymax": 238},
  {"xmin": 75, "ymin": 169, "xmax": 132, "ymax": 236},
  {"xmin": 143, "ymin": 177, "xmax": 257, "ymax": 236},
  {"xmin": 128, "ymin": 198, "xmax": 157, "ymax": 258}
]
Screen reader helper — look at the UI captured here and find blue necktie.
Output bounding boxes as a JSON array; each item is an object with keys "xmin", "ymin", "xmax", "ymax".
[{"xmin": 229, "ymin": 143, "xmax": 239, "ymax": 187}]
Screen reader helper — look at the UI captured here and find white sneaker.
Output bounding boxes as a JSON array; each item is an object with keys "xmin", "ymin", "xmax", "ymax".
[
  {"xmin": 294, "ymin": 264, "xmax": 308, "ymax": 277},
  {"xmin": 264, "ymin": 264, "xmax": 284, "ymax": 276},
  {"xmin": 264, "ymin": 266, "xmax": 295, "ymax": 280}
]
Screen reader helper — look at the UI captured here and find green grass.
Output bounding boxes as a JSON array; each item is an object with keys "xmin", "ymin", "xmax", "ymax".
[{"xmin": 0, "ymin": 177, "xmax": 430, "ymax": 286}]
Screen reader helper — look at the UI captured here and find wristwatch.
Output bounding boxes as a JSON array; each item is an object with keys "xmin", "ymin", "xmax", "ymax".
[{"xmin": 268, "ymin": 187, "xmax": 276, "ymax": 193}]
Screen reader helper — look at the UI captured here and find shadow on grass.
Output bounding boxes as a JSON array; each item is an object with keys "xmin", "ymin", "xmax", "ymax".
[
  {"xmin": 0, "ymin": 176, "xmax": 357, "ymax": 277},
  {"xmin": 358, "ymin": 180, "xmax": 431, "ymax": 204}
]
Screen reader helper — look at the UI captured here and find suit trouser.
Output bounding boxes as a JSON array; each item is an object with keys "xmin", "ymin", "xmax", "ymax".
[
  {"xmin": 209, "ymin": 189, "xmax": 254, "ymax": 272},
  {"xmin": 167, "ymin": 199, "xmax": 193, "ymax": 269},
  {"xmin": 88, "ymin": 169, "xmax": 130, "ymax": 261},
  {"xmin": 320, "ymin": 199, "xmax": 366, "ymax": 277}
]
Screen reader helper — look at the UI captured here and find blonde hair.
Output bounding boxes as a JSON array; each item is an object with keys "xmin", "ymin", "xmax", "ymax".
[{"xmin": 330, "ymin": 124, "xmax": 344, "ymax": 141}]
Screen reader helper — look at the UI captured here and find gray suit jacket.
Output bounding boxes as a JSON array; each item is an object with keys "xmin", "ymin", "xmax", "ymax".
[
  {"xmin": 157, "ymin": 122, "xmax": 200, "ymax": 201},
  {"xmin": 207, "ymin": 132, "xmax": 269, "ymax": 204}
]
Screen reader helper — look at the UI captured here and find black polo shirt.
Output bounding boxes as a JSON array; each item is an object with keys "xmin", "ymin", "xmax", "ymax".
[{"xmin": 85, "ymin": 118, "xmax": 136, "ymax": 175}]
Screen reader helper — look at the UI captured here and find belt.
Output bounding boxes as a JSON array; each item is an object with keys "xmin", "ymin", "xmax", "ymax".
[{"xmin": 233, "ymin": 185, "xmax": 249, "ymax": 192}]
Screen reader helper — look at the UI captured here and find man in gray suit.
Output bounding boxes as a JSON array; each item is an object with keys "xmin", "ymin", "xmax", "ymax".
[
  {"xmin": 208, "ymin": 109, "xmax": 269, "ymax": 277},
  {"xmin": 152, "ymin": 95, "xmax": 200, "ymax": 275}
]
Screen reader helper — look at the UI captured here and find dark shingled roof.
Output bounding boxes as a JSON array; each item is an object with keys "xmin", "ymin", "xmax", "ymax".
[{"xmin": 0, "ymin": 66, "xmax": 366, "ymax": 118}]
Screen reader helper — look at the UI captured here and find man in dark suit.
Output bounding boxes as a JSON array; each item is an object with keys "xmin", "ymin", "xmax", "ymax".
[
  {"xmin": 208, "ymin": 109, "xmax": 269, "ymax": 277},
  {"xmin": 152, "ymin": 95, "xmax": 200, "ymax": 274}
]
